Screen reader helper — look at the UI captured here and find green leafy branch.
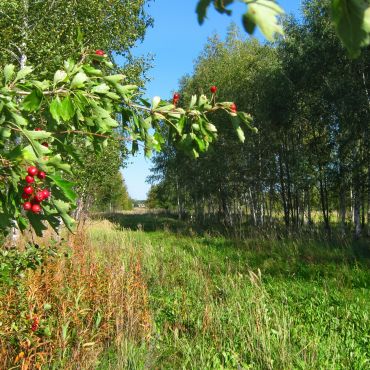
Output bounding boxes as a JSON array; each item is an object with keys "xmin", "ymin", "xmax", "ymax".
[
  {"xmin": 0, "ymin": 50, "xmax": 255, "ymax": 236},
  {"xmin": 196, "ymin": 0, "xmax": 370, "ymax": 57}
]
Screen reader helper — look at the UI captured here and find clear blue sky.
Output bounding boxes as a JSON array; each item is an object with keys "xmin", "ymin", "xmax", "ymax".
[{"xmin": 120, "ymin": 0, "xmax": 301, "ymax": 200}]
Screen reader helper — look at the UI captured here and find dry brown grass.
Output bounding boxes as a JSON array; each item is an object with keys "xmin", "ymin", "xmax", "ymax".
[{"xmin": 0, "ymin": 222, "xmax": 151, "ymax": 369}]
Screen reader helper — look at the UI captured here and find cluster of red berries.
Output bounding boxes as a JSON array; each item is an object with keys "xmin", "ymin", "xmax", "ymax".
[
  {"xmin": 31, "ymin": 316, "xmax": 39, "ymax": 332},
  {"xmin": 22, "ymin": 166, "xmax": 50, "ymax": 214}
]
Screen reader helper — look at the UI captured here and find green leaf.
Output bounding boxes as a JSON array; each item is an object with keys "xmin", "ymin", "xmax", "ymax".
[
  {"xmin": 64, "ymin": 59, "xmax": 76, "ymax": 73},
  {"xmin": 27, "ymin": 213, "xmax": 48, "ymax": 237},
  {"xmin": 236, "ymin": 126, "xmax": 245, "ymax": 142},
  {"xmin": 83, "ymin": 65, "xmax": 103, "ymax": 76},
  {"xmin": 15, "ymin": 66, "xmax": 33, "ymax": 82},
  {"xmin": 0, "ymin": 213, "xmax": 11, "ymax": 228},
  {"xmin": 46, "ymin": 155, "xmax": 72, "ymax": 173},
  {"xmin": 106, "ymin": 92, "xmax": 120, "ymax": 100},
  {"xmin": 114, "ymin": 84, "xmax": 138, "ymax": 97},
  {"xmin": 49, "ymin": 98, "xmax": 62, "ymax": 122},
  {"xmin": 50, "ymin": 199, "xmax": 76, "ymax": 232},
  {"xmin": 53, "ymin": 70, "xmax": 67, "ymax": 85},
  {"xmin": 21, "ymin": 90, "xmax": 43, "ymax": 112},
  {"xmin": 242, "ymin": 12, "xmax": 256, "ymax": 34},
  {"xmin": 331, "ymin": 0, "xmax": 370, "ymax": 58},
  {"xmin": 24, "ymin": 136, "xmax": 51, "ymax": 158},
  {"xmin": 70, "ymin": 71, "xmax": 88, "ymax": 89},
  {"xmin": 189, "ymin": 95, "xmax": 197, "ymax": 109},
  {"xmin": 194, "ymin": 135, "xmax": 206, "ymax": 151},
  {"xmin": 205, "ymin": 122, "xmax": 218, "ymax": 132},
  {"xmin": 28, "ymin": 213, "xmax": 49, "ymax": 236},
  {"xmin": 196, "ymin": 0, "xmax": 213, "ymax": 24},
  {"xmin": 91, "ymin": 83, "xmax": 110, "ymax": 94},
  {"xmin": 104, "ymin": 74, "xmax": 126, "ymax": 83},
  {"xmin": 231, "ymin": 116, "xmax": 245, "ymax": 143},
  {"xmin": 33, "ymin": 80, "xmax": 50, "ymax": 91},
  {"xmin": 48, "ymin": 174, "xmax": 76, "ymax": 202},
  {"xmin": 245, "ymin": 0, "xmax": 284, "ymax": 41},
  {"xmin": 0, "ymin": 127, "xmax": 11, "ymax": 139},
  {"xmin": 214, "ymin": 0, "xmax": 233, "ymax": 15},
  {"xmin": 23, "ymin": 129, "xmax": 51, "ymax": 141},
  {"xmin": 11, "ymin": 113, "xmax": 27, "ymax": 126},
  {"xmin": 3, "ymin": 64, "xmax": 15, "ymax": 83},
  {"xmin": 60, "ymin": 96, "xmax": 75, "ymax": 121},
  {"xmin": 152, "ymin": 96, "xmax": 161, "ymax": 109},
  {"xmin": 155, "ymin": 104, "xmax": 175, "ymax": 112},
  {"xmin": 21, "ymin": 145, "xmax": 37, "ymax": 161}
]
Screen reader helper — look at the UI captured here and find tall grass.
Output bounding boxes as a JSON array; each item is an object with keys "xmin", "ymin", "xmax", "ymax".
[
  {"xmin": 0, "ymin": 221, "xmax": 151, "ymax": 369},
  {"xmin": 1, "ymin": 216, "xmax": 369, "ymax": 369}
]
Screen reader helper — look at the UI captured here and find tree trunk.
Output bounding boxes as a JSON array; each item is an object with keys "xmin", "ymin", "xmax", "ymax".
[
  {"xmin": 175, "ymin": 176, "xmax": 181, "ymax": 220},
  {"xmin": 318, "ymin": 173, "xmax": 330, "ymax": 233},
  {"xmin": 278, "ymin": 150, "xmax": 289, "ymax": 227},
  {"xmin": 368, "ymin": 169, "xmax": 370, "ymax": 236},
  {"xmin": 353, "ymin": 178, "xmax": 362, "ymax": 238},
  {"xmin": 339, "ymin": 186, "xmax": 346, "ymax": 236},
  {"xmin": 305, "ymin": 188, "xmax": 312, "ymax": 226}
]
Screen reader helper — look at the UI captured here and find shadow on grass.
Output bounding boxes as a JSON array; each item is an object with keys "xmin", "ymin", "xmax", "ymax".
[
  {"xmin": 92, "ymin": 212, "xmax": 370, "ymax": 286},
  {"xmin": 93, "ymin": 212, "xmax": 188, "ymax": 233},
  {"xmin": 93, "ymin": 212, "xmax": 369, "ymax": 254}
]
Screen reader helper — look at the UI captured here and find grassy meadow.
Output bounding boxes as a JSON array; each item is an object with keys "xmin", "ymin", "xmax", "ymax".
[{"xmin": 1, "ymin": 212, "xmax": 369, "ymax": 369}]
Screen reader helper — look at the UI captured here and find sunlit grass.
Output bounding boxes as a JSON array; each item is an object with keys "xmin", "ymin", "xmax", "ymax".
[
  {"xmin": 94, "ymin": 217, "xmax": 369, "ymax": 369},
  {"xmin": 1, "ymin": 216, "xmax": 368, "ymax": 369}
]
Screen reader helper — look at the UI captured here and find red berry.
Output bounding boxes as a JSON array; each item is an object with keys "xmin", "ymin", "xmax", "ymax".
[
  {"xmin": 37, "ymin": 171, "xmax": 46, "ymax": 180},
  {"xmin": 95, "ymin": 49, "xmax": 105, "ymax": 56},
  {"xmin": 22, "ymin": 193, "xmax": 30, "ymax": 199},
  {"xmin": 35, "ymin": 191, "xmax": 45, "ymax": 202},
  {"xmin": 173, "ymin": 92, "xmax": 180, "ymax": 101},
  {"xmin": 31, "ymin": 204, "xmax": 41, "ymax": 214},
  {"xmin": 25, "ymin": 175, "xmax": 34, "ymax": 184},
  {"xmin": 210, "ymin": 85, "xmax": 217, "ymax": 94},
  {"xmin": 230, "ymin": 103, "xmax": 237, "ymax": 113},
  {"xmin": 27, "ymin": 166, "xmax": 38, "ymax": 177},
  {"xmin": 42, "ymin": 142, "xmax": 49, "ymax": 148},
  {"xmin": 24, "ymin": 186, "xmax": 33, "ymax": 195},
  {"xmin": 35, "ymin": 127, "xmax": 42, "ymax": 131},
  {"xmin": 41, "ymin": 189, "xmax": 50, "ymax": 199},
  {"xmin": 23, "ymin": 202, "xmax": 32, "ymax": 211}
]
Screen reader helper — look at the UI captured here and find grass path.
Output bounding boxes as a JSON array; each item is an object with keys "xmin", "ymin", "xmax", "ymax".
[{"xmin": 89, "ymin": 218, "xmax": 370, "ymax": 369}]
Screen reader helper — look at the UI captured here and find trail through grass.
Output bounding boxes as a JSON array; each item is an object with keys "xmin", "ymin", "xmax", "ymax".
[{"xmin": 92, "ymin": 215, "xmax": 370, "ymax": 370}]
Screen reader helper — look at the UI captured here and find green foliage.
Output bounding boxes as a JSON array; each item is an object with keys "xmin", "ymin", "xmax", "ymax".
[
  {"xmin": 0, "ymin": 50, "xmax": 253, "ymax": 235},
  {"xmin": 92, "ymin": 171, "xmax": 133, "ymax": 212},
  {"xmin": 150, "ymin": 2, "xmax": 370, "ymax": 235},
  {"xmin": 0, "ymin": 243, "xmax": 56, "ymax": 288},
  {"xmin": 196, "ymin": 0, "xmax": 370, "ymax": 57},
  {"xmin": 196, "ymin": 0, "xmax": 284, "ymax": 41},
  {"xmin": 0, "ymin": 0, "xmax": 152, "ymax": 76},
  {"xmin": 331, "ymin": 0, "xmax": 370, "ymax": 57}
]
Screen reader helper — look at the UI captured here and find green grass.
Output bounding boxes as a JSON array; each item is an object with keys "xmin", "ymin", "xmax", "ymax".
[{"xmin": 92, "ymin": 214, "xmax": 370, "ymax": 370}]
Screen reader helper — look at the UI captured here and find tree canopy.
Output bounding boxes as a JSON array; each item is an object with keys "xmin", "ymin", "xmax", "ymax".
[{"xmin": 149, "ymin": 0, "xmax": 370, "ymax": 237}]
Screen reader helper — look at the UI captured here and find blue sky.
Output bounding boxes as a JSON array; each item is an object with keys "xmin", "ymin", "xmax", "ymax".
[{"xmin": 120, "ymin": 0, "xmax": 301, "ymax": 200}]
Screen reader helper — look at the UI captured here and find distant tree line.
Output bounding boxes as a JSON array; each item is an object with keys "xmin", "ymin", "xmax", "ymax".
[{"xmin": 148, "ymin": 0, "xmax": 370, "ymax": 238}]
